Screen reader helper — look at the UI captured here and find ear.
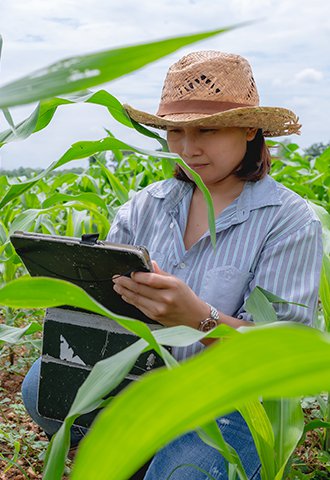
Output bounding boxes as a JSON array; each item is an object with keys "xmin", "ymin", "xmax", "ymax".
[{"xmin": 246, "ymin": 128, "xmax": 258, "ymax": 141}]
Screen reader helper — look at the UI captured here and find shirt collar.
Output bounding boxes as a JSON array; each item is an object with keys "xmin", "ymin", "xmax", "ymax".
[
  {"xmin": 235, "ymin": 174, "xmax": 282, "ymax": 223},
  {"xmin": 147, "ymin": 179, "xmax": 193, "ymax": 212},
  {"xmin": 147, "ymin": 175, "xmax": 282, "ymax": 220}
]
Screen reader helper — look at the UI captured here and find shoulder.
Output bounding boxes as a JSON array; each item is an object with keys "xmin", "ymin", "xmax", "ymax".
[
  {"xmin": 250, "ymin": 175, "xmax": 319, "ymax": 223},
  {"xmin": 130, "ymin": 178, "xmax": 192, "ymax": 208},
  {"xmin": 272, "ymin": 177, "xmax": 319, "ymax": 223},
  {"xmin": 140, "ymin": 178, "xmax": 190, "ymax": 198},
  {"xmin": 251, "ymin": 176, "xmax": 321, "ymax": 246}
]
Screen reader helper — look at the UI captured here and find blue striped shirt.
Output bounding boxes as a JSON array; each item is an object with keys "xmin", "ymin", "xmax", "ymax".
[{"xmin": 107, "ymin": 175, "xmax": 323, "ymax": 360}]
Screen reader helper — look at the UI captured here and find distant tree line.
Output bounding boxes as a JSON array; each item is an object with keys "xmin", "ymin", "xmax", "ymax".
[
  {"xmin": 1, "ymin": 141, "xmax": 329, "ymax": 178},
  {"xmin": 0, "ymin": 166, "xmax": 85, "ymax": 178},
  {"xmin": 304, "ymin": 141, "xmax": 330, "ymax": 158}
]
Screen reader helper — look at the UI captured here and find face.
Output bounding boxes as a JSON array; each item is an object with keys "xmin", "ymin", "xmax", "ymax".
[{"xmin": 167, "ymin": 126, "xmax": 257, "ymax": 188}]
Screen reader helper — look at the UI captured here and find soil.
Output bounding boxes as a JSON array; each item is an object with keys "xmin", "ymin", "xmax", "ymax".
[
  {"xmin": 0, "ymin": 363, "xmax": 48, "ymax": 479},
  {"xmin": 0, "ymin": 311, "xmax": 71, "ymax": 480}
]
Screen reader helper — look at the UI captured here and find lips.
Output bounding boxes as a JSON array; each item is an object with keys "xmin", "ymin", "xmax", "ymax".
[{"xmin": 187, "ymin": 163, "xmax": 209, "ymax": 170}]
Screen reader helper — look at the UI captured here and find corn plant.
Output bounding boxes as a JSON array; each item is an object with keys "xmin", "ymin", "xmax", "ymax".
[
  {"xmin": 270, "ymin": 141, "xmax": 330, "ymax": 212},
  {"xmin": 1, "ymin": 277, "xmax": 330, "ymax": 480},
  {"xmin": 0, "ymin": 24, "xmax": 329, "ymax": 480}
]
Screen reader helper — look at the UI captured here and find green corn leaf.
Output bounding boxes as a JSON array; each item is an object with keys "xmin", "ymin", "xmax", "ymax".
[
  {"xmin": 198, "ymin": 420, "xmax": 249, "ymax": 480},
  {"xmin": 0, "ymin": 138, "xmax": 174, "ymax": 206},
  {"xmin": 0, "ymin": 103, "xmax": 42, "ymax": 146},
  {"xmin": 69, "ymin": 324, "xmax": 330, "ymax": 480},
  {"xmin": 319, "ymin": 254, "xmax": 330, "ymax": 332},
  {"xmin": 0, "ymin": 274, "xmax": 224, "ymax": 480},
  {"xmin": 244, "ymin": 286, "xmax": 306, "ymax": 324},
  {"xmin": 0, "ymin": 275, "xmax": 327, "ymax": 480},
  {"xmin": 303, "ymin": 418, "xmax": 330, "ymax": 434},
  {"xmin": 238, "ymin": 402, "xmax": 276, "ymax": 480},
  {"xmin": 162, "ymin": 157, "xmax": 175, "ymax": 178},
  {"xmin": 263, "ymin": 398, "xmax": 305, "ymax": 480},
  {"xmin": 169, "ymin": 155, "xmax": 216, "ymax": 248},
  {"xmin": 71, "ymin": 209, "xmax": 86, "ymax": 237},
  {"xmin": 0, "ymin": 90, "xmax": 166, "ymax": 150},
  {"xmin": 65, "ymin": 208, "xmax": 74, "ymax": 237},
  {"xmin": 0, "ymin": 137, "xmax": 217, "ymax": 247},
  {"xmin": 0, "ymin": 26, "xmax": 239, "ymax": 108},
  {"xmin": 8, "ymin": 208, "xmax": 41, "ymax": 235},
  {"xmin": 314, "ymin": 146, "xmax": 330, "ymax": 173},
  {"xmin": 43, "ymin": 338, "xmax": 148, "ymax": 480},
  {"xmin": 2, "ymin": 108, "xmax": 17, "ymax": 135},
  {"xmin": 245, "ymin": 286, "xmax": 278, "ymax": 323},
  {"xmin": 98, "ymin": 162, "xmax": 129, "ymax": 204},
  {"xmin": 39, "ymin": 215, "xmax": 57, "ymax": 236},
  {"xmin": 255, "ymin": 286, "xmax": 306, "ymax": 306},
  {"xmin": 41, "ymin": 192, "xmax": 108, "ymax": 211},
  {"xmin": 0, "ymin": 220, "xmax": 8, "ymax": 244},
  {"xmin": 0, "ymin": 276, "xmax": 166, "ymax": 354},
  {"xmin": 0, "ymin": 322, "xmax": 42, "ymax": 345}
]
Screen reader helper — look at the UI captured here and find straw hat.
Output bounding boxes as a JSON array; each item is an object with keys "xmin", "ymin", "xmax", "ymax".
[{"xmin": 124, "ymin": 51, "xmax": 301, "ymax": 137}]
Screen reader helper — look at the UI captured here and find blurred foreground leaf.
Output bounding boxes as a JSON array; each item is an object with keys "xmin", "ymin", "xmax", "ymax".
[{"xmin": 0, "ymin": 26, "xmax": 240, "ymax": 107}]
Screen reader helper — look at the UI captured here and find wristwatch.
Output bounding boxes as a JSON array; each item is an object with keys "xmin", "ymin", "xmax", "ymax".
[{"xmin": 198, "ymin": 303, "xmax": 220, "ymax": 332}]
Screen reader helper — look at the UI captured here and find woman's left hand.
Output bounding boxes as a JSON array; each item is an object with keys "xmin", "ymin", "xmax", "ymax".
[{"xmin": 112, "ymin": 261, "xmax": 209, "ymax": 328}]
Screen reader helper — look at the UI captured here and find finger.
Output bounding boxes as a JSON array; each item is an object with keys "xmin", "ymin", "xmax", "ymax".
[
  {"xmin": 113, "ymin": 277, "xmax": 167, "ymax": 301},
  {"xmin": 114, "ymin": 285, "xmax": 167, "ymax": 323},
  {"xmin": 131, "ymin": 270, "xmax": 174, "ymax": 288},
  {"xmin": 151, "ymin": 260, "xmax": 170, "ymax": 276}
]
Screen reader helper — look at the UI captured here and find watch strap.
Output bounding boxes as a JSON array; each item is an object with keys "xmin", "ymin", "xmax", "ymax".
[
  {"xmin": 206, "ymin": 303, "xmax": 220, "ymax": 321},
  {"xmin": 198, "ymin": 303, "xmax": 220, "ymax": 332}
]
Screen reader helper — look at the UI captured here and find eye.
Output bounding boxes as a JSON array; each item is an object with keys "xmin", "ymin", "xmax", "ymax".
[
  {"xmin": 167, "ymin": 128, "xmax": 182, "ymax": 134},
  {"xmin": 199, "ymin": 128, "xmax": 218, "ymax": 134},
  {"xmin": 167, "ymin": 128, "xmax": 183, "ymax": 140}
]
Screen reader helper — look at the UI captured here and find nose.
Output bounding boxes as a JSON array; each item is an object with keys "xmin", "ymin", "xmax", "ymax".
[{"xmin": 181, "ymin": 132, "xmax": 203, "ymax": 158}]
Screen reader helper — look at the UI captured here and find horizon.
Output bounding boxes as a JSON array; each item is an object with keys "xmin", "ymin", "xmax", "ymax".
[{"xmin": 0, "ymin": 0, "xmax": 329, "ymax": 170}]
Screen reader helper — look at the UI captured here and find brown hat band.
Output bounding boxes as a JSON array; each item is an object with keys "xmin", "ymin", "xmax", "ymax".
[{"xmin": 157, "ymin": 100, "xmax": 254, "ymax": 116}]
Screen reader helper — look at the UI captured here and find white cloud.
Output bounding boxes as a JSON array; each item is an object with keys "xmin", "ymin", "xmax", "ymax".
[
  {"xmin": 0, "ymin": 0, "xmax": 330, "ymax": 167},
  {"xmin": 272, "ymin": 67, "xmax": 325, "ymax": 88},
  {"xmin": 290, "ymin": 96, "xmax": 312, "ymax": 107},
  {"xmin": 294, "ymin": 68, "xmax": 324, "ymax": 83}
]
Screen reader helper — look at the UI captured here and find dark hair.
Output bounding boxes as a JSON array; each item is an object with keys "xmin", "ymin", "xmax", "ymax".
[{"xmin": 173, "ymin": 129, "xmax": 271, "ymax": 183}]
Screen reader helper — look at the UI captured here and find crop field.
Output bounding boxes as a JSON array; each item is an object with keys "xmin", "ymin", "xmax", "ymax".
[{"xmin": 1, "ymin": 28, "xmax": 330, "ymax": 480}]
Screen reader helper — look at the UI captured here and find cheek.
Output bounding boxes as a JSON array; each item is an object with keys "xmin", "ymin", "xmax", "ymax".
[
  {"xmin": 167, "ymin": 138, "xmax": 181, "ymax": 155},
  {"xmin": 221, "ymin": 137, "xmax": 247, "ymax": 161}
]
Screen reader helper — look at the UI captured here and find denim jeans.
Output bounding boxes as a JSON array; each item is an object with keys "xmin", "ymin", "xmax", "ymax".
[
  {"xmin": 21, "ymin": 358, "xmax": 88, "ymax": 445},
  {"xmin": 22, "ymin": 358, "xmax": 261, "ymax": 479}
]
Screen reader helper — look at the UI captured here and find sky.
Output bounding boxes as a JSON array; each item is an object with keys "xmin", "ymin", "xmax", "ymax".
[{"xmin": 0, "ymin": 0, "xmax": 329, "ymax": 170}]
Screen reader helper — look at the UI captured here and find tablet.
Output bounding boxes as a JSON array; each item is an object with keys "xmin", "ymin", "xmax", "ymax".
[{"xmin": 10, "ymin": 231, "xmax": 157, "ymax": 324}]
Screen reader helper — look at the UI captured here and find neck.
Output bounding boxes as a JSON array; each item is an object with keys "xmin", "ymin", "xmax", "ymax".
[
  {"xmin": 192, "ymin": 176, "xmax": 245, "ymax": 219},
  {"xmin": 200, "ymin": 175, "xmax": 246, "ymax": 202}
]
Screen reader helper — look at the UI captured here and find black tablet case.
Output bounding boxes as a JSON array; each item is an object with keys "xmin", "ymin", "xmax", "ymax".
[
  {"xmin": 10, "ymin": 232, "xmax": 167, "ymax": 427},
  {"xmin": 10, "ymin": 232, "xmax": 158, "ymax": 324}
]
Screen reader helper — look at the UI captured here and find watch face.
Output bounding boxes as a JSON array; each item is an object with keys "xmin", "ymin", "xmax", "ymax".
[{"xmin": 200, "ymin": 318, "xmax": 218, "ymax": 332}]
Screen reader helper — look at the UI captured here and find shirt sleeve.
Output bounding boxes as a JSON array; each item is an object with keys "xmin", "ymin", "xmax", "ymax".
[
  {"xmin": 236, "ymin": 219, "xmax": 323, "ymax": 325},
  {"xmin": 106, "ymin": 201, "xmax": 134, "ymax": 245}
]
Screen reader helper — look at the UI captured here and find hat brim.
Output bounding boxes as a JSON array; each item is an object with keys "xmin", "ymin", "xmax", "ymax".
[{"xmin": 124, "ymin": 104, "xmax": 301, "ymax": 137}]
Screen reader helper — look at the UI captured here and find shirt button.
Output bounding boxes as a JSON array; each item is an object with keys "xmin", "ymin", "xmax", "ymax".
[
  {"xmin": 178, "ymin": 262, "xmax": 186, "ymax": 269},
  {"xmin": 169, "ymin": 222, "xmax": 174, "ymax": 229}
]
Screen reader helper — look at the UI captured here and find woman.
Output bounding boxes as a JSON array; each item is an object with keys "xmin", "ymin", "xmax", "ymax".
[
  {"xmin": 22, "ymin": 51, "xmax": 322, "ymax": 479},
  {"xmin": 108, "ymin": 51, "xmax": 323, "ymax": 479}
]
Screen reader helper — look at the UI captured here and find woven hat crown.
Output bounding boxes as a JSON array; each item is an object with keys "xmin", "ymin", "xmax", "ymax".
[
  {"xmin": 123, "ymin": 50, "xmax": 301, "ymax": 137},
  {"xmin": 159, "ymin": 51, "xmax": 259, "ymax": 109}
]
